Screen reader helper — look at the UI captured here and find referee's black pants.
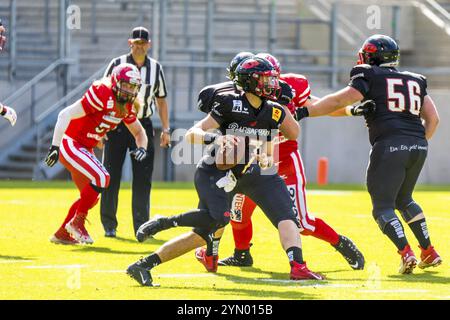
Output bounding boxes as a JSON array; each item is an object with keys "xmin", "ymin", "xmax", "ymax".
[{"xmin": 100, "ymin": 118, "xmax": 155, "ymax": 234}]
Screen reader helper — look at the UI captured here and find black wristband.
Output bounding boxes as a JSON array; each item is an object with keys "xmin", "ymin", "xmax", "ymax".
[
  {"xmin": 0, "ymin": 105, "xmax": 5, "ymax": 116},
  {"xmin": 204, "ymin": 133, "xmax": 219, "ymax": 145},
  {"xmin": 295, "ymin": 107, "xmax": 309, "ymax": 121}
]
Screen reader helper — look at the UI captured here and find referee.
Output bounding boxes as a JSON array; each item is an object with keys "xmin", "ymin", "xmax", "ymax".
[{"xmin": 100, "ymin": 26, "xmax": 170, "ymax": 238}]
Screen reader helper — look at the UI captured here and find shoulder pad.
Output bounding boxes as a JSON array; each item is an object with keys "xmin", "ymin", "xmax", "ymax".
[
  {"xmin": 350, "ymin": 64, "xmax": 374, "ymax": 81},
  {"xmin": 400, "ymin": 70, "xmax": 427, "ymax": 82}
]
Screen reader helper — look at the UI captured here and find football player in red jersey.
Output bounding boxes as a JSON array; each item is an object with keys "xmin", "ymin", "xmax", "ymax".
[
  {"xmin": 219, "ymin": 53, "xmax": 367, "ymax": 270},
  {"xmin": 0, "ymin": 19, "xmax": 17, "ymax": 126},
  {"xmin": 45, "ymin": 63, "xmax": 148, "ymax": 244}
]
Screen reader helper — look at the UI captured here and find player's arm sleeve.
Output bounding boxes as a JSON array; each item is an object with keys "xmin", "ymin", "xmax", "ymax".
[
  {"xmin": 209, "ymin": 95, "xmax": 230, "ymax": 126},
  {"xmin": 123, "ymin": 109, "xmax": 138, "ymax": 125},
  {"xmin": 271, "ymin": 105, "xmax": 286, "ymax": 129},
  {"xmin": 80, "ymin": 84, "xmax": 106, "ymax": 114},
  {"xmin": 295, "ymin": 80, "xmax": 311, "ymax": 107},
  {"xmin": 51, "ymin": 100, "xmax": 86, "ymax": 146},
  {"xmin": 348, "ymin": 65, "xmax": 372, "ymax": 98},
  {"xmin": 197, "ymin": 86, "xmax": 215, "ymax": 113},
  {"xmin": 421, "ymin": 75, "xmax": 428, "ymax": 96}
]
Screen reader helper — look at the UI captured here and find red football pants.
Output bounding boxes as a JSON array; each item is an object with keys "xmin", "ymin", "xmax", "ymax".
[
  {"xmin": 57, "ymin": 136, "xmax": 110, "ymax": 229},
  {"xmin": 230, "ymin": 150, "xmax": 339, "ymax": 250}
]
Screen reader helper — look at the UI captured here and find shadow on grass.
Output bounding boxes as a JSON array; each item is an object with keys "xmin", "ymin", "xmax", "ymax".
[
  {"xmin": 106, "ymin": 236, "xmax": 166, "ymax": 246},
  {"xmin": 0, "ymin": 255, "xmax": 35, "ymax": 261},
  {"xmin": 387, "ymin": 271, "xmax": 449, "ymax": 284},
  {"xmin": 71, "ymin": 245, "xmax": 153, "ymax": 255},
  {"xmin": 137, "ymin": 282, "xmax": 319, "ymax": 300}
]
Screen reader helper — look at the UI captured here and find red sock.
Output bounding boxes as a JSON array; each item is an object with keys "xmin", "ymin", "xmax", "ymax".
[
  {"xmin": 310, "ymin": 218, "xmax": 340, "ymax": 245},
  {"xmin": 231, "ymin": 220, "xmax": 253, "ymax": 250},
  {"xmin": 59, "ymin": 199, "xmax": 81, "ymax": 230},
  {"xmin": 76, "ymin": 184, "xmax": 100, "ymax": 216}
]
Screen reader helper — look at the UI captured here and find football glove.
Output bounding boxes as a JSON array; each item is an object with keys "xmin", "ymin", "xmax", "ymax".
[
  {"xmin": 294, "ymin": 107, "xmax": 309, "ymax": 121},
  {"xmin": 130, "ymin": 147, "xmax": 147, "ymax": 162},
  {"xmin": 277, "ymin": 80, "xmax": 294, "ymax": 106},
  {"xmin": 0, "ymin": 104, "xmax": 17, "ymax": 126},
  {"xmin": 349, "ymin": 100, "xmax": 376, "ymax": 116},
  {"xmin": 45, "ymin": 145, "xmax": 60, "ymax": 167}
]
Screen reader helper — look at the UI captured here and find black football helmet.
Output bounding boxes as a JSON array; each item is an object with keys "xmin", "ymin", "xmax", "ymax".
[
  {"xmin": 358, "ymin": 34, "xmax": 399, "ymax": 67},
  {"xmin": 234, "ymin": 57, "xmax": 279, "ymax": 99},
  {"xmin": 227, "ymin": 51, "xmax": 254, "ymax": 80}
]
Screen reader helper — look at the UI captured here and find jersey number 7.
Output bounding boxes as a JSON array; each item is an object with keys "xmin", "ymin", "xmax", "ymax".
[{"xmin": 386, "ymin": 78, "xmax": 421, "ymax": 115}]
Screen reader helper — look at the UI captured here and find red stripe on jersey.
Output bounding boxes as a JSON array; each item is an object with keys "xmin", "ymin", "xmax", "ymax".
[{"xmin": 85, "ymin": 89, "xmax": 103, "ymax": 111}]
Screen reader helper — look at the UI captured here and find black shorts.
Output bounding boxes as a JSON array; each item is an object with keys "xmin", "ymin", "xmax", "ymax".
[
  {"xmin": 367, "ymin": 136, "xmax": 428, "ymax": 210},
  {"xmin": 229, "ymin": 167, "xmax": 299, "ymax": 228}
]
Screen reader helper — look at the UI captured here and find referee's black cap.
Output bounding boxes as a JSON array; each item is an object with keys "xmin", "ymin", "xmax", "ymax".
[{"xmin": 130, "ymin": 27, "xmax": 150, "ymax": 41}]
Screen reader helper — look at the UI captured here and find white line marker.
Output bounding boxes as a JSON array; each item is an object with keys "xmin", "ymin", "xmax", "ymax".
[{"xmin": 357, "ymin": 289, "xmax": 429, "ymax": 293}]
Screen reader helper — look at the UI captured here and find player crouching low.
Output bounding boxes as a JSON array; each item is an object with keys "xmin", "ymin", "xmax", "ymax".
[{"xmin": 45, "ymin": 63, "xmax": 148, "ymax": 245}]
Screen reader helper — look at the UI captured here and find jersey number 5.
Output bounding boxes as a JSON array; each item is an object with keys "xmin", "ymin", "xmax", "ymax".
[{"xmin": 386, "ymin": 78, "xmax": 422, "ymax": 115}]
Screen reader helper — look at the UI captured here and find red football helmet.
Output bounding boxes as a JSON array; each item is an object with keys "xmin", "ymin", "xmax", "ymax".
[
  {"xmin": 256, "ymin": 53, "xmax": 281, "ymax": 76},
  {"xmin": 111, "ymin": 63, "xmax": 142, "ymax": 103}
]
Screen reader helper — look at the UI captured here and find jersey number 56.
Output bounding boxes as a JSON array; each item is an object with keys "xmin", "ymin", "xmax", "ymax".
[{"xmin": 386, "ymin": 78, "xmax": 422, "ymax": 115}]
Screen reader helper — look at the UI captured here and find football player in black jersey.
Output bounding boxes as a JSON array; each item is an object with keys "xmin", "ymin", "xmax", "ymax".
[
  {"xmin": 296, "ymin": 35, "xmax": 441, "ymax": 274},
  {"xmin": 197, "ymin": 51, "xmax": 253, "ymax": 113},
  {"xmin": 126, "ymin": 57, "xmax": 324, "ymax": 286}
]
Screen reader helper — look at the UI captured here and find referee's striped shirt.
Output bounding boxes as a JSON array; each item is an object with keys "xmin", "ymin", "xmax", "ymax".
[{"xmin": 104, "ymin": 53, "xmax": 167, "ymax": 119}]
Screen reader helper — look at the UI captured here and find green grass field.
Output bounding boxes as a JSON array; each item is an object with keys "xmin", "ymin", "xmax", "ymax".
[{"xmin": 0, "ymin": 181, "xmax": 448, "ymax": 300}]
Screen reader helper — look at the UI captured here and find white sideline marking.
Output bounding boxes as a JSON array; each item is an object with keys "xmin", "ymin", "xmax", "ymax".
[
  {"xmin": 357, "ymin": 289, "xmax": 429, "ymax": 293},
  {"xmin": 24, "ymin": 264, "xmax": 86, "ymax": 269}
]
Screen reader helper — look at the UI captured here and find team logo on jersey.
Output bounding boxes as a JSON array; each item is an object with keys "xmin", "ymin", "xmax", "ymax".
[
  {"xmin": 272, "ymin": 107, "xmax": 282, "ymax": 122},
  {"xmin": 107, "ymin": 97, "xmax": 114, "ymax": 110},
  {"xmin": 232, "ymin": 100, "xmax": 249, "ymax": 114}
]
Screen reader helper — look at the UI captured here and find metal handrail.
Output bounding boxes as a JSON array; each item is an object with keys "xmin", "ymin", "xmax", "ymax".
[
  {"xmin": 36, "ymin": 66, "xmax": 105, "ymax": 123},
  {"xmin": 3, "ymin": 58, "xmax": 74, "ymax": 105},
  {"xmin": 426, "ymin": 0, "xmax": 450, "ymax": 21}
]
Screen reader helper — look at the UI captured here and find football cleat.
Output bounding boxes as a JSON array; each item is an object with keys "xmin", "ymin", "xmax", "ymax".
[
  {"xmin": 65, "ymin": 214, "xmax": 94, "ymax": 244},
  {"xmin": 418, "ymin": 245, "xmax": 442, "ymax": 269},
  {"xmin": 195, "ymin": 247, "xmax": 218, "ymax": 273},
  {"xmin": 50, "ymin": 227, "xmax": 79, "ymax": 245},
  {"xmin": 398, "ymin": 245, "xmax": 417, "ymax": 274},
  {"xmin": 104, "ymin": 229, "xmax": 116, "ymax": 238},
  {"xmin": 290, "ymin": 261, "xmax": 325, "ymax": 280},
  {"xmin": 136, "ymin": 215, "xmax": 168, "ymax": 242},
  {"xmin": 332, "ymin": 235, "xmax": 365, "ymax": 270},
  {"xmin": 126, "ymin": 261, "xmax": 154, "ymax": 287},
  {"xmin": 218, "ymin": 248, "xmax": 253, "ymax": 267}
]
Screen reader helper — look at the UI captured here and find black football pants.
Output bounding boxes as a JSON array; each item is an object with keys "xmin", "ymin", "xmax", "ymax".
[
  {"xmin": 367, "ymin": 136, "xmax": 428, "ymax": 218},
  {"xmin": 228, "ymin": 164, "xmax": 300, "ymax": 228},
  {"xmin": 100, "ymin": 118, "xmax": 155, "ymax": 233}
]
